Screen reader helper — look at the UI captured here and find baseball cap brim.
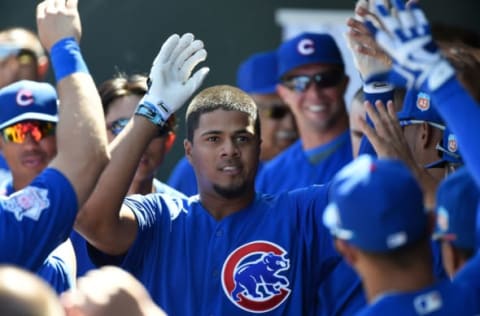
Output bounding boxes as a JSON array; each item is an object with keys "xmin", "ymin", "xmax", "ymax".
[{"xmin": 0, "ymin": 112, "xmax": 58, "ymax": 130}]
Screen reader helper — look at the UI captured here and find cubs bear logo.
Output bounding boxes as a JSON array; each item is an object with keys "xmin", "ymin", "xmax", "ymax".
[
  {"xmin": 416, "ymin": 92, "xmax": 430, "ymax": 111},
  {"xmin": 222, "ymin": 241, "xmax": 291, "ymax": 313}
]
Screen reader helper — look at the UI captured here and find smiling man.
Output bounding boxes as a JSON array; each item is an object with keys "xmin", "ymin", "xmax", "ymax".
[{"xmin": 256, "ymin": 32, "xmax": 353, "ymax": 194}]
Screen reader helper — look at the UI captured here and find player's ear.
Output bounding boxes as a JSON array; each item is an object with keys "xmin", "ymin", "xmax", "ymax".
[
  {"xmin": 36, "ymin": 55, "xmax": 49, "ymax": 80},
  {"xmin": 184, "ymin": 139, "xmax": 193, "ymax": 164},
  {"xmin": 334, "ymin": 239, "xmax": 357, "ymax": 266}
]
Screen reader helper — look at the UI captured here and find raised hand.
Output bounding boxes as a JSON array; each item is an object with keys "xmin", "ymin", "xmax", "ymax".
[
  {"xmin": 365, "ymin": 0, "xmax": 455, "ymax": 91},
  {"xmin": 140, "ymin": 33, "xmax": 209, "ymax": 124},
  {"xmin": 36, "ymin": 0, "xmax": 82, "ymax": 51},
  {"xmin": 345, "ymin": 0, "xmax": 392, "ymax": 82}
]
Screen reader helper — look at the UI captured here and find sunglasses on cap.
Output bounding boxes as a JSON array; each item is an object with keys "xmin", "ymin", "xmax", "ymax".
[
  {"xmin": 260, "ymin": 104, "xmax": 291, "ymax": 120},
  {"xmin": 107, "ymin": 118, "xmax": 170, "ymax": 138},
  {"xmin": 1, "ymin": 121, "xmax": 56, "ymax": 144},
  {"xmin": 281, "ymin": 69, "xmax": 344, "ymax": 92}
]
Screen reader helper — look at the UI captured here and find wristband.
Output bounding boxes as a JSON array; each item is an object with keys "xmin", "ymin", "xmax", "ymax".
[
  {"xmin": 134, "ymin": 102, "xmax": 167, "ymax": 126},
  {"xmin": 50, "ymin": 37, "xmax": 89, "ymax": 82}
]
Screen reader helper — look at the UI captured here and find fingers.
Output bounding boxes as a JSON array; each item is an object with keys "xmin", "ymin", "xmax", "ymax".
[
  {"xmin": 66, "ymin": 0, "xmax": 78, "ymax": 10},
  {"xmin": 156, "ymin": 34, "xmax": 180, "ymax": 66},
  {"xmin": 174, "ymin": 39, "xmax": 204, "ymax": 76},
  {"xmin": 168, "ymin": 33, "xmax": 194, "ymax": 65}
]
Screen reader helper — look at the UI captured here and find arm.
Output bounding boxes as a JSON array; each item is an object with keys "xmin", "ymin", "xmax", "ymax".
[
  {"xmin": 75, "ymin": 33, "xmax": 209, "ymax": 255},
  {"xmin": 364, "ymin": 0, "xmax": 480, "ymax": 188},
  {"xmin": 37, "ymin": 0, "xmax": 109, "ymax": 206}
]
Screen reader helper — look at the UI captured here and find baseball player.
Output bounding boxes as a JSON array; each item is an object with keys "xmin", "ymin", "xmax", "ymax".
[
  {"xmin": 75, "ymin": 34, "xmax": 365, "ymax": 315},
  {"xmin": 0, "ymin": 0, "xmax": 109, "ymax": 290},
  {"xmin": 168, "ymin": 50, "xmax": 297, "ymax": 196},
  {"xmin": 255, "ymin": 32, "xmax": 353, "ymax": 194},
  {"xmin": 433, "ymin": 167, "xmax": 478, "ymax": 278},
  {"xmin": 362, "ymin": 0, "xmax": 480, "ymax": 300},
  {"xmin": 324, "ymin": 155, "xmax": 480, "ymax": 315}
]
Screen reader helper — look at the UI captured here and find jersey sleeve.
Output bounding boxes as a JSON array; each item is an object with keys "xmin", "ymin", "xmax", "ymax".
[
  {"xmin": 37, "ymin": 253, "xmax": 74, "ymax": 294},
  {"xmin": 167, "ymin": 157, "xmax": 198, "ymax": 196},
  {"xmin": 0, "ymin": 168, "xmax": 77, "ymax": 271},
  {"xmin": 290, "ymin": 185, "xmax": 366, "ymax": 315}
]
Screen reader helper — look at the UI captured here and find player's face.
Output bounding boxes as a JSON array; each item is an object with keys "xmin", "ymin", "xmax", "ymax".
[
  {"xmin": 185, "ymin": 109, "xmax": 260, "ymax": 199},
  {"xmin": 105, "ymin": 95, "xmax": 170, "ymax": 183},
  {"xmin": 348, "ymin": 97, "xmax": 365, "ymax": 158},
  {"xmin": 251, "ymin": 93, "xmax": 297, "ymax": 161},
  {"xmin": 0, "ymin": 120, "xmax": 57, "ymax": 185},
  {"xmin": 277, "ymin": 63, "xmax": 349, "ymax": 133}
]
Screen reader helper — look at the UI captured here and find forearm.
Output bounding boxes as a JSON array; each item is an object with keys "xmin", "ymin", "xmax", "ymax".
[
  {"xmin": 75, "ymin": 116, "xmax": 157, "ymax": 255},
  {"xmin": 51, "ymin": 72, "xmax": 110, "ymax": 205}
]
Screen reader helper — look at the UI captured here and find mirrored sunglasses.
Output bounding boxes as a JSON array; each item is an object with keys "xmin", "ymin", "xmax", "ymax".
[
  {"xmin": 107, "ymin": 117, "xmax": 170, "ymax": 138},
  {"xmin": 281, "ymin": 69, "xmax": 344, "ymax": 92},
  {"xmin": 261, "ymin": 104, "xmax": 291, "ymax": 120},
  {"xmin": 1, "ymin": 121, "xmax": 56, "ymax": 144}
]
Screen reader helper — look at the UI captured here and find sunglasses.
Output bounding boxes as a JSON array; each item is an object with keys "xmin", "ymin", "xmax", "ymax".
[
  {"xmin": 261, "ymin": 104, "xmax": 291, "ymax": 120},
  {"xmin": 1, "ymin": 121, "xmax": 56, "ymax": 144},
  {"xmin": 281, "ymin": 69, "xmax": 344, "ymax": 92},
  {"xmin": 107, "ymin": 118, "xmax": 170, "ymax": 137}
]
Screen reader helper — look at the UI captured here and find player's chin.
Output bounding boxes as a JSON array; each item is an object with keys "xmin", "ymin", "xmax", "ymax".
[{"xmin": 213, "ymin": 181, "xmax": 249, "ymax": 199}]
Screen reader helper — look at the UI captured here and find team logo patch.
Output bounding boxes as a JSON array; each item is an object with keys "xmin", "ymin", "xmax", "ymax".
[
  {"xmin": 416, "ymin": 92, "xmax": 431, "ymax": 111},
  {"xmin": 222, "ymin": 241, "xmax": 291, "ymax": 313},
  {"xmin": 16, "ymin": 89, "xmax": 35, "ymax": 106},
  {"xmin": 414, "ymin": 291, "xmax": 442, "ymax": 314},
  {"xmin": 447, "ymin": 134, "xmax": 458, "ymax": 153},
  {"xmin": 297, "ymin": 38, "xmax": 315, "ymax": 55},
  {"xmin": 0, "ymin": 186, "xmax": 50, "ymax": 221}
]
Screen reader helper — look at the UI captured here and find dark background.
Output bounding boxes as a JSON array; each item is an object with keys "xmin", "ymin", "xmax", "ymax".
[{"xmin": 1, "ymin": 0, "xmax": 478, "ymax": 181}]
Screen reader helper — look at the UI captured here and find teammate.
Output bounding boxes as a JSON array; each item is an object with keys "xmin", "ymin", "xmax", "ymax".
[
  {"xmin": 0, "ymin": 27, "xmax": 50, "ymax": 182},
  {"xmin": 168, "ymin": 50, "xmax": 297, "ymax": 196},
  {"xmin": 0, "ymin": 0, "xmax": 109, "ymax": 284},
  {"xmin": 0, "ymin": 265, "xmax": 65, "ymax": 316},
  {"xmin": 362, "ymin": 0, "xmax": 480, "ymax": 299},
  {"xmin": 324, "ymin": 155, "xmax": 480, "ymax": 315},
  {"xmin": 433, "ymin": 167, "xmax": 478, "ymax": 278},
  {"xmin": 61, "ymin": 266, "xmax": 167, "ymax": 316},
  {"xmin": 256, "ymin": 32, "xmax": 353, "ymax": 194},
  {"xmin": 71, "ymin": 73, "xmax": 185, "ymax": 276},
  {"xmin": 0, "ymin": 80, "xmax": 77, "ymax": 292},
  {"xmin": 74, "ymin": 34, "xmax": 364, "ymax": 315}
]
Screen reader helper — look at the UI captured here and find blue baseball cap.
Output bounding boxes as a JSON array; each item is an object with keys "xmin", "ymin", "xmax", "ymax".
[
  {"xmin": 323, "ymin": 155, "xmax": 427, "ymax": 252},
  {"xmin": 425, "ymin": 126, "xmax": 463, "ymax": 169},
  {"xmin": 397, "ymin": 89, "xmax": 444, "ymax": 127},
  {"xmin": 0, "ymin": 80, "xmax": 58, "ymax": 130},
  {"xmin": 236, "ymin": 50, "xmax": 279, "ymax": 94},
  {"xmin": 277, "ymin": 32, "xmax": 344, "ymax": 78},
  {"xmin": 433, "ymin": 167, "xmax": 478, "ymax": 250}
]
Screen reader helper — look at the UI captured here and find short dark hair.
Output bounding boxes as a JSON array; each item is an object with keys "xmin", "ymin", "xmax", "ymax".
[
  {"xmin": 98, "ymin": 73, "xmax": 176, "ymax": 133},
  {"xmin": 185, "ymin": 85, "xmax": 260, "ymax": 142},
  {"xmin": 361, "ymin": 234, "xmax": 432, "ymax": 270}
]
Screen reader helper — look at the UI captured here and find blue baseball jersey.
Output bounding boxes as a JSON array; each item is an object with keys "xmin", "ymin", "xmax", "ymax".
[
  {"xmin": 91, "ymin": 185, "xmax": 365, "ymax": 315},
  {"xmin": 256, "ymin": 131, "xmax": 353, "ymax": 194},
  {"xmin": 0, "ymin": 168, "xmax": 77, "ymax": 289},
  {"xmin": 454, "ymin": 250, "xmax": 480, "ymax": 298},
  {"xmin": 356, "ymin": 280, "xmax": 480, "ymax": 315},
  {"xmin": 37, "ymin": 252, "xmax": 74, "ymax": 294},
  {"xmin": 73, "ymin": 178, "xmax": 186, "ymax": 277},
  {"xmin": 167, "ymin": 156, "xmax": 198, "ymax": 196}
]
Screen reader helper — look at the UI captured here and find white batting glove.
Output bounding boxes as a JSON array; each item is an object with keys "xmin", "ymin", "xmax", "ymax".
[
  {"xmin": 365, "ymin": 0, "xmax": 455, "ymax": 91},
  {"xmin": 139, "ymin": 33, "xmax": 209, "ymax": 124},
  {"xmin": 345, "ymin": 0, "xmax": 391, "ymax": 82}
]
